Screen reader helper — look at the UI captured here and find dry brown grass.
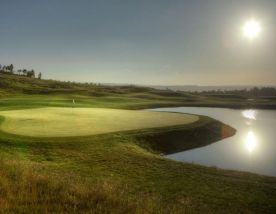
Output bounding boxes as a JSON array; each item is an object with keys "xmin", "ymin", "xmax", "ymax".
[{"xmin": 0, "ymin": 157, "xmax": 198, "ymax": 214}]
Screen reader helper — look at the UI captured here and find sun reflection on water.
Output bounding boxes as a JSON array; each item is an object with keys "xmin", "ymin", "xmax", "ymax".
[
  {"xmin": 245, "ymin": 131, "xmax": 257, "ymax": 153},
  {"xmin": 242, "ymin": 110, "xmax": 256, "ymax": 120}
]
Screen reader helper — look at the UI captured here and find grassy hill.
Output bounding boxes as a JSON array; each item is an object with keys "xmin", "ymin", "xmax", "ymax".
[
  {"xmin": 1, "ymin": 73, "xmax": 276, "ymax": 110},
  {"xmin": 0, "ymin": 72, "xmax": 153, "ymax": 95},
  {"xmin": 0, "ymin": 73, "xmax": 276, "ymax": 213}
]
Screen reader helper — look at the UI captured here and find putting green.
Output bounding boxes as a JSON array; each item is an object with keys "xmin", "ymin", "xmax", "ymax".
[{"xmin": 0, "ymin": 107, "xmax": 199, "ymax": 137}]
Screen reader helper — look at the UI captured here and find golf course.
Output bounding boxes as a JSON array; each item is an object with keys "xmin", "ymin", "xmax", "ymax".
[
  {"xmin": 0, "ymin": 73, "xmax": 276, "ymax": 213},
  {"xmin": 2, "ymin": 0, "xmax": 276, "ymax": 212}
]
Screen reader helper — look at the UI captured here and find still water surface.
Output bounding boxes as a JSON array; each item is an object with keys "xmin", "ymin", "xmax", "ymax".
[{"xmin": 151, "ymin": 107, "xmax": 276, "ymax": 177}]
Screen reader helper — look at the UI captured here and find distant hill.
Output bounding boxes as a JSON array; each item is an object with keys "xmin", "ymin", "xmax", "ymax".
[
  {"xmin": 0, "ymin": 72, "xmax": 180, "ymax": 97},
  {"xmin": 1, "ymin": 72, "xmax": 276, "ymax": 99},
  {"xmin": 0, "ymin": 72, "xmax": 153, "ymax": 95},
  {"xmin": 1, "ymin": 72, "xmax": 276, "ymax": 109},
  {"xmin": 149, "ymin": 85, "xmax": 276, "ymax": 92}
]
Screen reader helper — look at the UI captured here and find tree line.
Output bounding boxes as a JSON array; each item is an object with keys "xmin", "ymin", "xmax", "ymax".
[
  {"xmin": 192, "ymin": 87, "xmax": 276, "ymax": 97},
  {"xmin": 0, "ymin": 64, "xmax": 42, "ymax": 79}
]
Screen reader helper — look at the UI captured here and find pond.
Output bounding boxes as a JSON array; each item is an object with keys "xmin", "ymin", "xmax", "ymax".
[{"xmin": 151, "ymin": 107, "xmax": 276, "ymax": 177}]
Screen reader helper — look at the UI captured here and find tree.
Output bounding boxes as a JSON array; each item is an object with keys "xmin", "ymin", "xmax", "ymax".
[
  {"xmin": 4, "ymin": 64, "xmax": 14, "ymax": 73},
  {"xmin": 31, "ymin": 69, "xmax": 35, "ymax": 78},
  {"xmin": 26, "ymin": 69, "xmax": 35, "ymax": 78},
  {"xmin": 38, "ymin": 72, "xmax": 42, "ymax": 79},
  {"xmin": 9, "ymin": 64, "xmax": 14, "ymax": 73},
  {"xmin": 26, "ymin": 71, "xmax": 32, "ymax": 77},
  {"xmin": 22, "ymin": 69, "xmax": 27, "ymax": 76}
]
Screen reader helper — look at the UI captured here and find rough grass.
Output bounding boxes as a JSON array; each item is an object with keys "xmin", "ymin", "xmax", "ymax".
[
  {"xmin": 0, "ymin": 107, "xmax": 198, "ymax": 137},
  {"xmin": 0, "ymin": 157, "xmax": 176, "ymax": 214}
]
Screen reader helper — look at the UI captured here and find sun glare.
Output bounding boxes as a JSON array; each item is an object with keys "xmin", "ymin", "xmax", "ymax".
[
  {"xmin": 242, "ymin": 19, "xmax": 261, "ymax": 40},
  {"xmin": 242, "ymin": 110, "xmax": 256, "ymax": 120},
  {"xmin": 245, "ymin": 131, "xmax": 257, "ymax": 153}
]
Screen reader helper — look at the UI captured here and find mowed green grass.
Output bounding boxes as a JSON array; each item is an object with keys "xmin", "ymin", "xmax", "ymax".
[{"xmin": 0, "ymin": 107, "xmax": 198, "ymax": 137}]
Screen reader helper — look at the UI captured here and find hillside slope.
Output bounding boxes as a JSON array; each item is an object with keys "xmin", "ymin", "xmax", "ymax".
[{"xmin": 1, "ymin": 73, "xmax": 276, "ymax": 109}]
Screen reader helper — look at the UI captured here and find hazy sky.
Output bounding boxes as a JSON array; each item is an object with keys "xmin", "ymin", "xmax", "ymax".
[{"xmin": 1, "ymin": 0, "xmax": 275, "ymax": 85}]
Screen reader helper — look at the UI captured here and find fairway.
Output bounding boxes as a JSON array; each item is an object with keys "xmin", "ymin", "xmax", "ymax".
[{"xmin": 0, "ymin": 107, "xmax": 198, "ymax": 137}]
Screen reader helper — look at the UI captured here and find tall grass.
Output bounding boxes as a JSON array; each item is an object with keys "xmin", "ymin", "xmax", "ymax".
[{"xmin": 0, "ymin": 157, "xmax": 201, "ymax": 214}]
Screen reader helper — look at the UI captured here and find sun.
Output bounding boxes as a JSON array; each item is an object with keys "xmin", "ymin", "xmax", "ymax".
[{"xmin": 242, "ymin": 19, "xmax": 261, "ymax": 40}]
